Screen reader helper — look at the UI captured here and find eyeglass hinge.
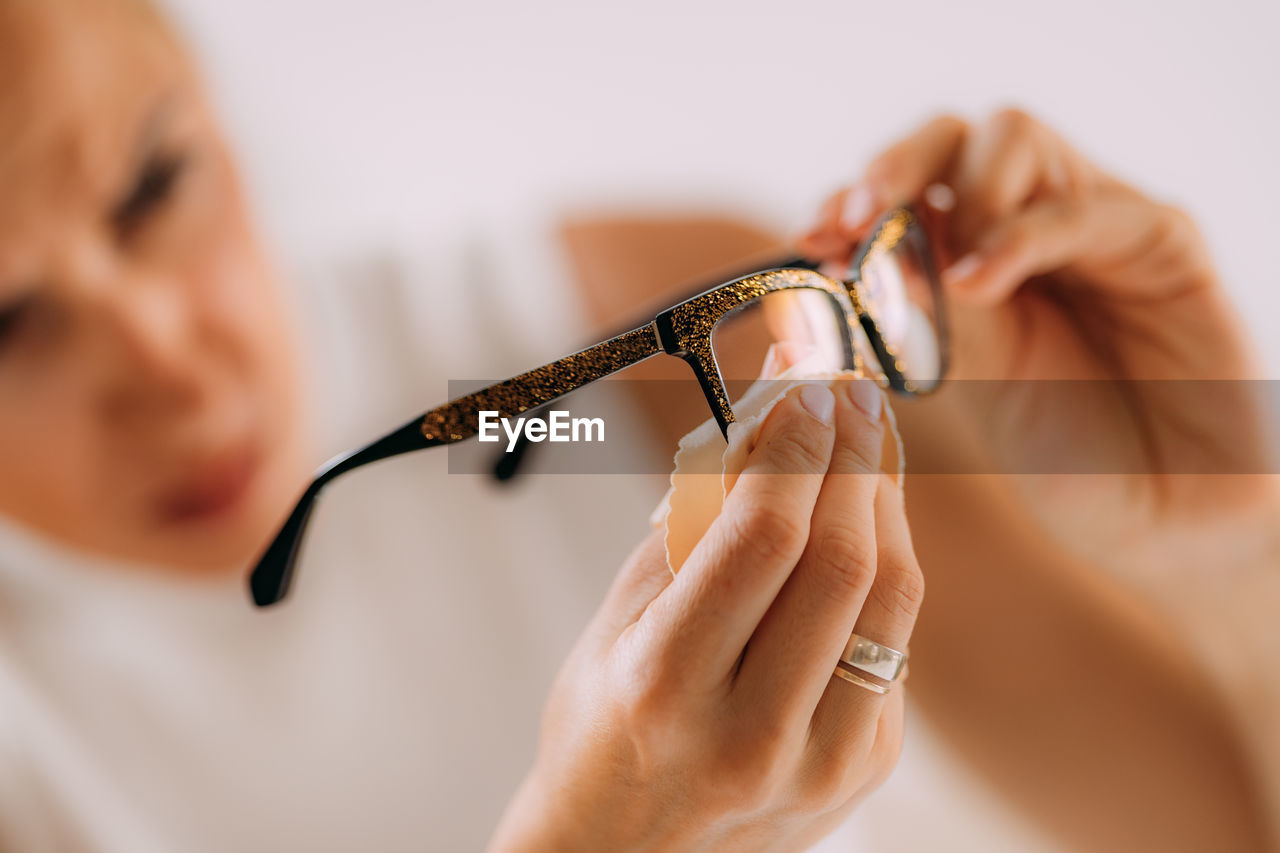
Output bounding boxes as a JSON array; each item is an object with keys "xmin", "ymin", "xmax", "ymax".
[{"xmin": 653, "ymin": 315, "xmax": 684, "ymax": 356}]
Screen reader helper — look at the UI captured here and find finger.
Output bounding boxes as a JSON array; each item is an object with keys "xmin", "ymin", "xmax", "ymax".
[
  {"xmin": 638, "ymin": 384, "xmax": 837, "ymax": 679},
  {"xmin": 591, "ymin": 528, "xmax": 675, "ymax": 643},
  {"xmin": 787, "ymin": 690, "xmax": 902, "ymax": 840},
  {"xmin": 793, "ymin": 685, "xmax": 906, "ymax": 820},
  {"xmin": 760, "ymin": 341, "xmax": 808, "ymax": 379},
  {"xmin": 801, "ymin": 115, "xmax": 969, "ymax": 263},
  {"xmin": 796, "ymin": 187, "xmax": 857, "ymax": 264},
  {"xmin": 942, "ymin": 193, "xmax": 1207, "ymax": 305},
  {"xmin": 949, "ymin": 108, "xmax": 1054, "ymax": 244},
  {"xmin": 734, "ymin": 378, "xmax": 887, "ymax": 721},
  {"xmin": 947, "ymin": 108, "xmax": 1097, "ymax": 250},
  {"xmin": 848, "ymin": 475, "xmax": 923, "ymax": 660},
  {"xmin": 811, "ymin": 475, "xmax": 923, "ymax": 733},
  {"xmin": 847, "ymin": 115, "xmax": 969, "ymax": 234}
]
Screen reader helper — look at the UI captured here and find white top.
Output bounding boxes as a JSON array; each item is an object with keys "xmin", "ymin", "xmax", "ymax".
[{"xmin": 0, "ymin": 228, "xmax": 1064, "ymax": 852}]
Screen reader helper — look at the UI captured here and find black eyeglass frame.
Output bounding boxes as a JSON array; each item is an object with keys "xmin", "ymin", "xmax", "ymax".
[{"xmin": 248, "ymin": 206, "xmax": 946, "ymax": 607}]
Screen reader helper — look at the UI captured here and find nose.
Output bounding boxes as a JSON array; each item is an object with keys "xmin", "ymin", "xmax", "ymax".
[{"xmin": 70, "ymin": 250, "xmax": 217, "ymax": 425}]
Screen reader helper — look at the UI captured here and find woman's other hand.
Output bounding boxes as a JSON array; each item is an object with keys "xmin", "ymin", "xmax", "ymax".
[
  {"xmin": 488, "ymin": 380, "xmax": 922, "ymax": 852},
  {"xmin": 801, "ymin": 109, "xmax": 1278, "ymax": 575}
]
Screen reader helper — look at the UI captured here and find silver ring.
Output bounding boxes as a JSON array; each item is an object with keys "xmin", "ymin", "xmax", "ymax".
[
  {"xmin": 832, "ymin": 662, "xmax": 890, "ymax": 694},
  {"xmin": 839, "ymin": 633, "xmax": 907, "ymax": 683}
]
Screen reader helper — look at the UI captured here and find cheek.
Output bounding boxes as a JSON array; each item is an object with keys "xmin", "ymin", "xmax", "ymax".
[{"xmin": 0, "ymin": 379, "xmax": 135, "ymax": 538}]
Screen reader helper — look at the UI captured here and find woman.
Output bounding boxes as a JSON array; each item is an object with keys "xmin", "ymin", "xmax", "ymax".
[
  {"xmin": 0, "ymin": 1, "xmax": 1270, "ymax": 851},
  {"xmin": 0, "ymin": 1, "xmax": 920, "ymax": 850}
]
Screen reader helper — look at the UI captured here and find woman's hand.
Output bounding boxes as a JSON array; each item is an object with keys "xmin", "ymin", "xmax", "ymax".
[
  {"xmin": 488, "ymin": 381, "xmax": 923, "ymax": 852},
  {"xmin": 801, "ymin": 109, "xmax": 1278, "ymax": 575}
]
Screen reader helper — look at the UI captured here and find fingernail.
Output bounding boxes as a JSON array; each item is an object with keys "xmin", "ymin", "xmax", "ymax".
[
  {"xmin": 799, "ymin": 384, "xmax": 835, "ymax": 424},
  {"xmin": 846, "ymin": 379, "xmax": 882, "ymax": 420},
  {"xmin": 943, "ymin": 252, "xmax": 983, "ymax": 287},
  {"xmin": 923, "ymin": 182, "xmax": 956, "ymax": 212},
  {"xmin": 841, "ymin": 184, "xmax": 874, "ymax": 231}
]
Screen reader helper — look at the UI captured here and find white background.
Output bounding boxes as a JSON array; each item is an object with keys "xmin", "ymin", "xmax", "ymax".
[{"xmin": 165, "ymin": 0, "xmax": 1280, "ymax": 368}]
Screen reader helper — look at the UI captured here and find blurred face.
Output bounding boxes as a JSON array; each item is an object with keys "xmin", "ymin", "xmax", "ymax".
[{"xmin": 0, "ymin": 0, "xmax": 310, "ymax": 575}]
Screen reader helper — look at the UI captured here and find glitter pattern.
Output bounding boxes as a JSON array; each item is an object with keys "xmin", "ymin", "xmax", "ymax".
[{"xmin": 420, "ymin": 325, "xmax": 663, "ymax": 441}]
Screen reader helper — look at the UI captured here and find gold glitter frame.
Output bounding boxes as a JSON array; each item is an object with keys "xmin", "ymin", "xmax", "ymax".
[{"xmin": 249, "ymin": 207, "xmax": 945, "ymax": 607}]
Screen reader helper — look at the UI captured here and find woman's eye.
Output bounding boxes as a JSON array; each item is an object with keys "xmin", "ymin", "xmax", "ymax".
[
  {"xmin": 112, "ymin": 150, "xmax": 190, "ymax": 239},
  {"xmin": 0, "ymin": 298, "xmax": 33, "ymax": 355}
]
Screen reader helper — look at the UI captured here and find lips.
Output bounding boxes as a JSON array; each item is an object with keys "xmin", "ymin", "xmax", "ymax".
[{"xmin": 155, "ymin": 439, "xmax": 262, "ymax": 526}]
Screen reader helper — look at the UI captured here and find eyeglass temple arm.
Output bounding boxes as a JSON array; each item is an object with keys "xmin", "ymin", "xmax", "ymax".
[
  {"xmin": 249, "ymin": 322, "xmax": 664, "ymax": 607},
  {"xmin": 248, "ymin": 416, "xmax": 437, "ymax": 607}
]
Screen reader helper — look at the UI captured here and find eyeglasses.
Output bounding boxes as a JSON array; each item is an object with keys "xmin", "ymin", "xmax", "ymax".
[{"xmin": 249, "ymin": 206, "xmax": 948, "ymax": 607}]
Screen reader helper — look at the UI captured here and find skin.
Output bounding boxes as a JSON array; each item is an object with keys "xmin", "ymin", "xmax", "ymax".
[
  {"xmin": 0, "ymin": 3, "xmax": 926, "ymax": 850},
  {"xmin": 0, "ymin": 0, "xmax": 311, "ymax": 575}
]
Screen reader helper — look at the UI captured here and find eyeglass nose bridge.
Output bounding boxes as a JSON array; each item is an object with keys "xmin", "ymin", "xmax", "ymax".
[
  {"xmin": 833, "ymin": 274, "xmax": 896, "ymax": 392},
  {"xmin": 843, "ymin": 206, "xmax": 951, "ymax": 395}
]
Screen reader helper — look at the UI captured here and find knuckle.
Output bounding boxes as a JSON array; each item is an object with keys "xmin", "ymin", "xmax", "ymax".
[
  {"xmin": 715, "ymin": 774, "xmax": 778, "ymax": 816},
  {"xmin": 792, "ymin": 758, "xmax": 853, "ymax": 816},
  {"xmin": 610, "ymin": 639, "xmax": 687, "ymax": 726},
  {"xmin": 709, "ymin": 737, "xmax": 790, "ymax": 814},
  {"xmin": 809, "ymin": 528, "xmax": 877, "ymax": 600},
  {"xmin": 872, "ymin": 114, "xmax": 968, "ymax": 190},
  {"xmin": 1156, "ymin": 203, "xmax": 1197, "ymax": 240},
  {"xmin": 612, "ymin": 664, "xmax": 674, "ymax": 724},
  {"xmin": 1149, "ymin": 204, "xmax": 1214, "ymax": 283},
  {"xmin": 930, "ymin": 112, "xmax": 968, "ymax": 135},
  {"xmin": 762, "ymin": 418, "xmax": 832, "ymax": 475},
  {"xmin": 989, "ymin": 106, "xmax": 1038, "ymax": 139},
  {"xmin": 837, "ymin": 428, "xmax": 884, "ymax": 474},
  {"xmin": 733, "ymin": 502, "xmax": 808, "ymax": 566},
  {"xmin": 869, "ymin": 561, "xmax": 926, "ymax": 620},
  {"xmin": 790, "ymin": 732, "xmax": 881, "ymax": 817}
]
